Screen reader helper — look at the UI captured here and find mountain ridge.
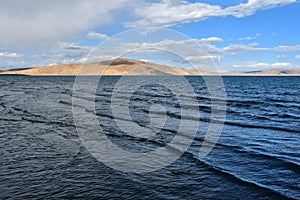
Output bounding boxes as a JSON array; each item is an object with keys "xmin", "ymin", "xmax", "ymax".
[{"xmin": 0, "ymin": 58, "xmax": 299, "ymax": 76}]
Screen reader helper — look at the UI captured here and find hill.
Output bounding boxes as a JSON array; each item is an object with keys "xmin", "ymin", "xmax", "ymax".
[
  {"xmin": 0, "ymin": 58, "xmax": 299, "ymax": 76},
  {"xmin": 0, "ymin": 58, "xmax": 208, "ymax": 76}
]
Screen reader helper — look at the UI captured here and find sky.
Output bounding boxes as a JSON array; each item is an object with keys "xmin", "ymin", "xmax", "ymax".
[{"xmin": 0, "ymin": 0, "xmax": 299, "ymax": 72}]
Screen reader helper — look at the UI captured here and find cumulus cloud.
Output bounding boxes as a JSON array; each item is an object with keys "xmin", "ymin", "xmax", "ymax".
[
  {"xmin": 0, "ymin": 0, "xmax": 127, "ymax": 47},
  {"xmin": 87, "ymin": 32, "xmax": 109, "ymax": 40},
  {"xmin": 125, "ymin": 0, "xmax": 297, "ymax": 27},
  {"xmin": 124, "ymin": 1, "xmax": 223, "ymax": 27}
]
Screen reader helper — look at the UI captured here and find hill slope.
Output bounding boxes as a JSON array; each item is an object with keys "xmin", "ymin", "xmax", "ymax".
[
  {"xmin": 0, "ymin": 58, "xmax": 299, "ymax": 76},
  {"xmin": 0, "ymin": 58, "xmax": 209, "ymax": 76}
]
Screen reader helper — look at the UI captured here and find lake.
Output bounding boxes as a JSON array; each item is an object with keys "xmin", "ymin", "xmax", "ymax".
[{"xmin": 0, "ymin": 76, "xmax": 299, "ymax": 199}]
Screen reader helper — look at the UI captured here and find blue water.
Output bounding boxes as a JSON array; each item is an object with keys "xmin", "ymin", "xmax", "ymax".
[{"xmin": 0, "ymin": 76, "xmax": 299, "ymax": 199}]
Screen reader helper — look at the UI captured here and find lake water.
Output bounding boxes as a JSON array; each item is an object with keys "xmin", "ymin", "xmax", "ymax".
[{"xmin": 0, "ymin": 76, "xmax": 299, "ymax": 199}]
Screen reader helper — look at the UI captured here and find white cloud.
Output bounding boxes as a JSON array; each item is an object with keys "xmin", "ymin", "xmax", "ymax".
[
  {"xmin": 295, "ymin": 54, "xmax": 300, "ymax": 59},
  {"xmin": 125, "ymin": 0, "xmax": 296, "ymax": 27},
  {"xmin": 233, "ymin": 62, "xmax": 268, "ymax": 68},
  {"xmin": 186, "ymin": 55, "xmax": 222, "ymax": 63},
  {"xmin": 271, "ymin": 62, "xmax": 293, "ymax": 67},
  {"xmin": 213, "ymin": 44, "xmax": 268, "ymax": 56},
  {"xmin": 58, "ymin": 42, "xmax": 90, "ymax": 51},
  {"xmin": 87, "ymin": 32, "xmax": 109, "ymax": 40},
  {"xmin": 0, "ymin": 0, "xmax": 127, "ymax": 47},
  {"xmin": 0, "ymin": 52, "xmax": 24, "ymax": 58},
  {"xmin": 8, "ymin": 38, "xmax": 300, "ymax": 70},
  {"xmin": 233, "ymin": 61, "xmax": 293, "ymax": 69},
  {"xmin": 274, "ymin": 45, "xmax": 300, "ymax": 51},
  {"xmin": 199, "ymin": 37, "xmax": 223, "ymax": 43},
  {"xmin": 124, "ymin": 1, "xmax": 223, "ymax": 27},
  {"xmin": 4, "ymin": 32, "xmax": 300, "ymax": 70},
  {"xmin": 223, "ymin": 0, "xmax": 296, "ymax": 18},
  {"xmin": 26, "ymin": 42, "xmax": 93, "ymax": 67},
  {"xmin": 239, "ymin": 33, "xmax": 260, "ymax": 41},
  {"xmin": 0, "ymin": 51, "xmax": 25, "ymax": 69},
  {"xmin": 76, "ymin": 37, "xmax": 222, "ymax": 68},
  {"xmin": 205, "ymin": 43, "xmax": 300, "ymax": 57}
]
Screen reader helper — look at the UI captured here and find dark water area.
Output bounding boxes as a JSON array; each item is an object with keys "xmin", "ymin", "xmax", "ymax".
[{"xmin": 0, "ymin": 76, "xmax": 299, "ymax": 199}]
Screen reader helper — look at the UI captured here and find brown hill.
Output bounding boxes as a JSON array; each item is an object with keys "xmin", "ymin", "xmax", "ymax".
[
  {"xmin": 0, "ymin": 58, "xmax": 299, "ymax": 76},
  {"xmin": 0, "ymin": 58, "xmax": 210, "ymax": 76}
]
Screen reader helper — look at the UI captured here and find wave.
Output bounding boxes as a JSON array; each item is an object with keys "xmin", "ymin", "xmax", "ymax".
[
  {"xmin": 87, "ymin": 112, "xmax": 299, "ymax": 199},
  {"xmin": 213, "ymin": 142, "xmax": 300, "ymax": 174},
  {"xmin": 181, "ymin": 151, "xmax": 296, "ymax": 200},
  {"xmin": 147, "ymin": 136, "xmax": 298, "ymax": 199},
  {"xmin": 20, "ymin": 116, "xmax": 75, "ymax": 128},
  {"xmin": 142, "ymin": 109, "xmax": 299, "ymax": 133},
  {"xmin": 0, "ymin": 117, "xmax": 22, "ymax": 122},
  {"xmin": 223, "ymin": 120, "xmax": 299, "ymax": 133},
  {"xmin": 93, "ymin": 104, "xmax": 299, "ymax": 134},
  {"xmin": 268, "ymin": 113, "xmax": 299, "ymax": 119},
  {"xmin": 265, "ymin": 97, "xmax": 300, "ymax": 104},
  {"xmin": 59, "ymin": 100, "xmax": 73, "ymax": 106},
  {"xmin": 227, "ymin": 98, "xmax": 300, "ymax": 110}
]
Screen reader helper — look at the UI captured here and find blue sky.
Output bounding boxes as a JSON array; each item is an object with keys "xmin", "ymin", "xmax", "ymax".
[{"xmin": 0, "ymin": 0, "xmax": 299, "ymax": 72}]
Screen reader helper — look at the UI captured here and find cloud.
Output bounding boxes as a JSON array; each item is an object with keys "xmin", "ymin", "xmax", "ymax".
[
  {"xmin": 233, "ymin": 62, "xmax": 269, "ymax": 68},
  {"xmin": 0, "ymin": 52, "xmax": 24, "ymax": 58},
  {"xmin": 233, "ymin": 61, "xmax": 293, "ymax": 69},
  {"xmin": 125, "ymin": 0, "xmax": 297, "ymax": 27},
  {"xmin": 210, "ymin": 43, "xmax": 268, "ymax": 56},
  {"xmin": 271, "ymin": 62, "xmax": 293, "ymax": 67},
  {"xmin": 24, "ymin": 42, "xmax": 93, "ymax": 67},
  {"xmin": 239, "ymin": 33, "xmax": 260, "ymax": 41},
  {"xmin": 0, "ymin": 51, "xmax": 25, "ymax": 69},
  {"xmin": 222, "ymin": 44, "xmax": 265, "ymax": 52},
  {"xmin": 185, "ymin": 55, "xmax": 222, "ymax": 63},
  {"xmin": 36, "ymin": 39, "xmax": 300, "ymax": 69},
  {"xmin": 295, "ymin": 54, "xmax": 300, "ymax": 59},
  {"xmin": 199, "ymin": 37, "xmax": 223, "ymax": 43},
  {"xmin": 58, "ymin": 42, "xmax": 89, "ymax": 51},
  {"xmin": 124, "ymin": 1, "xmax": 223, "ymax": 27},
  {"xmin": 0, "ymin": 0, "xmax": 127, "ymax": 47},
  {"xmin": 77, "ymin": 37, "xmax": 223, "ymax": 67},
  {"xmin": 87, "ymin": 32, "xmax": 109, "ymax": 40},
  {"xmin": 223, "ymin": 0, "xmax": 296, "ymax": 18},
  {"xmin": 79, "ymin": 38, "xmax": 203, "ymax": 63},
  {"xmin": 274, "ymin": 45, "xmax": 300, "ymax": 51},
  {"xmin": 4, "ymin": 32, "xmax": 300, "ymax": 70},
  {"xmin": 205, "ymin": 43, "xmax": 300, "ymax": 57}
]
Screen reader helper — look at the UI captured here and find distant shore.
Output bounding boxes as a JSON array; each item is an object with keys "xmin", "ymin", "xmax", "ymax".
[{"xmin": 1, "ymin": 58, "xmax": 299, "ymax": 76}]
